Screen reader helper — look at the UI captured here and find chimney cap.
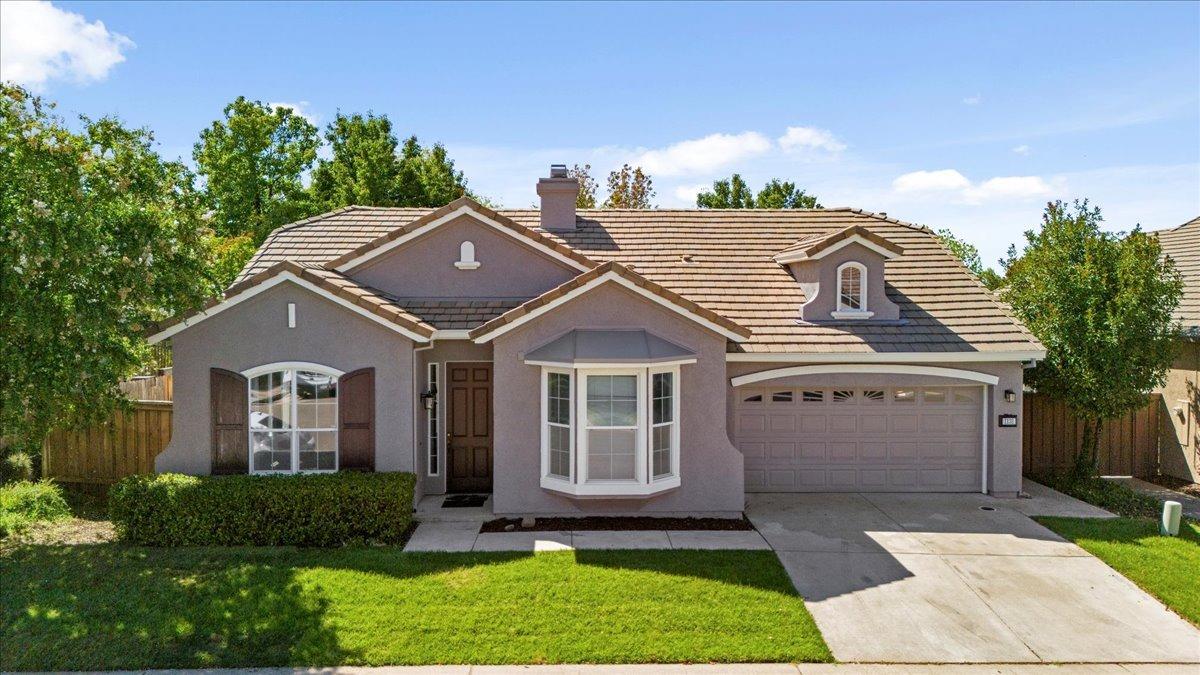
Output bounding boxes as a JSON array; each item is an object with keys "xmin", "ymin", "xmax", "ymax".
[{"xmin": 549, "ymin": 164, "xmax": 568, "ymax": 178}]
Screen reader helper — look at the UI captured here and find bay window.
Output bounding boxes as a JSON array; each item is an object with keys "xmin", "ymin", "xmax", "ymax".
[{"xmin": 540, "ymin": 364, "xmax": 681, "ymax": 496}]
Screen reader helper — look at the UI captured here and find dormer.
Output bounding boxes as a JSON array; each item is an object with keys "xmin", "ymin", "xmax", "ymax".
[{"xmin": 774, "ymin": 225, "xmax": 904, "ymax": 322}]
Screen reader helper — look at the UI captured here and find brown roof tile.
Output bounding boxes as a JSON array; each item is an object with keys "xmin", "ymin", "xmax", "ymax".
[{"xmin": 1155, "ymin": 216, "xmax": 1200, "ymax": 333}]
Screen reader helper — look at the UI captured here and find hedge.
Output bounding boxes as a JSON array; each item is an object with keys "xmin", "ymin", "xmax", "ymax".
[
  {"xmin": 109, "ymin": 471, "xmax": 415, "ymax": 546},
  {"xmin": 0, "ymin": 480, "xmax": 71, "ymax": 538}
]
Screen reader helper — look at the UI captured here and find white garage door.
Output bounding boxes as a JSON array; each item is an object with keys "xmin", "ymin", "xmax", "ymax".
[{"xmin": 735, "ymin": 385, "xmax": 984, "ymax": 492}]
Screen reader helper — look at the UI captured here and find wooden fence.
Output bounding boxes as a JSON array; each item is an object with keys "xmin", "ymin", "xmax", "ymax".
[
  {"xmin": 1023, "ymin": 392, "xmax": 1160, "ymax": 477},
  {"xmin": 43, "ymin": 401, "xmax": 173, "ymax": 485},
  {"xmin": 118, "ymin": 369, "xmax": 173, "ymax": 401}
]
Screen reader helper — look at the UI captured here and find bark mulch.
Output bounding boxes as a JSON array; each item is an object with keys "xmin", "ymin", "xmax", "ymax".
[
  {"xmin": 480, "ymin": 515, "xmax": 754, "ymax": 533},
  {"xmin": 1144, "ymin": 474, "xmax": 1200, "ymax": 499}
]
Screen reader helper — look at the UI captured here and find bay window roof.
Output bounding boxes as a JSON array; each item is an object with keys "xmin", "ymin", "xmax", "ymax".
[{"xmin": 524, "ymin": 329, "xmax": 697, "ymax": 368}]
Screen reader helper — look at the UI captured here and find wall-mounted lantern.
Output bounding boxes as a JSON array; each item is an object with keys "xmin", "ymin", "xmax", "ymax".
[
  {"xmin": 420, "ymin": 386, "xmax": 437, "ymax": 411},
  {"xmin": 1004, "ymin": 389, "xmax": 1016, "ymax": 403}
]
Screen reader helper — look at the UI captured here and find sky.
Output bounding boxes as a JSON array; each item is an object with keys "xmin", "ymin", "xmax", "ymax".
[{"xmin": 3, "ymin": 0, "xmax": 1198, "ymax": 266}]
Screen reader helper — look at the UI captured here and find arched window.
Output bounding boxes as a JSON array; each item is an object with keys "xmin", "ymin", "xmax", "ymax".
[
  {"xmin": 243, "ymin": 363, "xmax": 341, "ymax": 474},
  {"xmin": 837, "ymin": 262, "xmax": 867, "ymax": 313},
  {"xmin": 455, "ymin": 240, "xmax": 480, "ymax": 269}
]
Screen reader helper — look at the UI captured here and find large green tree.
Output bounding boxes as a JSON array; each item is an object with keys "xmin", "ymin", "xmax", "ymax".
[
  {"xmin": 697, "ymin": 174, "xmax": 821, "ymax": 209},
  {"xmin": 0, "ymin": 84, "xmax": 215, "ymax": 450},
  {"xmin": 603, "ymin": 164, "xmax": 655, "ymax": 208},
  {"xmin": 1002, "ymin": 200, "xmax": 1182, "ymax": 475},
  {"xmin": 193, "ymin": 97, "xmax": 319, "ymax": 242},
  {"xmin": 937, "ymin": 228, "xmax": 1003, "ymax": 289},
  {"xmin": 311, "ymin": 112, "xmax": 400, "ymax": 211},
  {"xmin": 393, "ymin": 136, "xmax": 470, "ymax": 208}
]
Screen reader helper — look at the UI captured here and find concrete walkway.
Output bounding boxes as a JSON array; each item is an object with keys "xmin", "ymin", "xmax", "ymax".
[
  {"xmin": 1107, "ymin": 476, "xmax": 1200, "ymax": 519},
  {"xmin": 112, "ymin": 663, "xmax": 1200, "ymax": 674},
  {"xmin": 746, "ymin": 485, "xmax": 1200, "ymax": 665}
]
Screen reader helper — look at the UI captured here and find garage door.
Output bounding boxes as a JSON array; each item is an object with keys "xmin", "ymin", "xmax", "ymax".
[{"xmin": 735, "ymin": 385, "xmax": 984, "ymax": 492}]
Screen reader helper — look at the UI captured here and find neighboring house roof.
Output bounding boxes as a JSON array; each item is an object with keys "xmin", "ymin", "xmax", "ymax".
[
  {"xmin": 233, "ymin": 202, "xmax": 1043, "ymax": 356},
  {"xmin": 1155, "ymin": 216, "xmax": 1200, "ymax": 336},
  {"xmin": 773, "ymin": 224, "xmax": 904, "ymax": 263},
  {"xmin": 468, "ymin": 261, "xmax": 753, "ymax": 343},
  {"xmin": 148, "ymin": 260, "xmax": 436, "ymax": 343}
]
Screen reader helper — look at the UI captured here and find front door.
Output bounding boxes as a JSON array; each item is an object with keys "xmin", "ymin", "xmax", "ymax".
[{"xmin": 447, "ymin": 362, "xmax": 493, "ymax": 492}]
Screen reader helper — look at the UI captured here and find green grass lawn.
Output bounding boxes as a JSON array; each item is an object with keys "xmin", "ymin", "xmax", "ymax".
[
  {"xmin": 1037, "ymin": 516, "xmax": 1200, "ymax": 626},
  {"xmin": 0, "ymin": 546, "xmax": 830, "ymax": 670}
]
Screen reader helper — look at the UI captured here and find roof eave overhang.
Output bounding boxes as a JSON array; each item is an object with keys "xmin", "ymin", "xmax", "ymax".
[
  {"xmin": 774, "ymin": 234, "xmax": 903, "ymax": 264},
  {"xmin": 725, "ymin": 350, "xmax": 1046, "ymax": 364}
]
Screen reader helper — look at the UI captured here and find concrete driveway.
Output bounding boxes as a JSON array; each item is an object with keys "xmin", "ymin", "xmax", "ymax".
[{"xmin": 747, "ymin": 489, "xmax": 1200, "ymax": 664}]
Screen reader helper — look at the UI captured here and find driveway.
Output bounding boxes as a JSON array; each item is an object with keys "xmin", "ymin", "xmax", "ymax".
[{"xmin": 747, "ymin": 489, "xmax": 1200, "ymax": 664}]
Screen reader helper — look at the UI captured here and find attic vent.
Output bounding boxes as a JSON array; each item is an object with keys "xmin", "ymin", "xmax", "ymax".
[
  {"xmin": 549, "ymin": 164, "xmax": 568, "ymax": 178},
  {"xmin": 681, "ymin": 254, "xmax": 696, "ymax": 264}
]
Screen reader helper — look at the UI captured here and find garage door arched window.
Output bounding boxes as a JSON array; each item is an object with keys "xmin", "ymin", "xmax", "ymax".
[{"xmin": 244, "ymin": 363, "xmax": 341, "ymax": 474}]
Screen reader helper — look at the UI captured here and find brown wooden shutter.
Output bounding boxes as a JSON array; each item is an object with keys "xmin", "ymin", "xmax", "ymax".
[
  {"xmin": 339, "ymin": 367, "xmax": 375, "ymax": 471},
  {"xmin": 210, "ymin": 368, "xmax": 249, "ymax": 475}
]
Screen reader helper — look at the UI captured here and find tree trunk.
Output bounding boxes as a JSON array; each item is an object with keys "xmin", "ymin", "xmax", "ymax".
[{"xmin": 1074, "ymin": 417, "xmax": 1103, "ymax": 478}]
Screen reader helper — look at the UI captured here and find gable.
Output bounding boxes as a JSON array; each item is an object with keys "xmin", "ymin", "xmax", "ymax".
[{"xmin": 346, "ymin": 212, "xmax": 584, "ymax": 300}]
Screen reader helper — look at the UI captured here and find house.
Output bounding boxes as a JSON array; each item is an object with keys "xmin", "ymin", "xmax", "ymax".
[
  {"xmin": 1155, "ymin": 216, "xmax": 1200, "ymax": 483},
  {"xmin": 149, "ymin": 166, "xmax": 1043, "ymax": 516}
]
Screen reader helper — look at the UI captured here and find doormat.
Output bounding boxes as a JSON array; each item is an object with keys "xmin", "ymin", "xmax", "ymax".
[{"xmin": 442, "ymin": 494, "xmax": 488, "ymax": 508}]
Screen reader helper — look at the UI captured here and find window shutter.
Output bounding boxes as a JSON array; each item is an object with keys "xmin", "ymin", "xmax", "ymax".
[
  {"xmin": 210, "ymin": 368, "xmax": 249, "ymax": 475},
  {"xmin": 339, "ymin": 367, "xmax": 376, "ymax": 471}
]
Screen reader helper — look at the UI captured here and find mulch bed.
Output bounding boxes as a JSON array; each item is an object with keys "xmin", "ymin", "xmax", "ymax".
[
  {"xmin": 480, "ymin": 515, "xmax": 754, "ymax": 533},
  {"xmin": 1143, "ymin": 474, "xmax": 1200, "ymax": 499}
]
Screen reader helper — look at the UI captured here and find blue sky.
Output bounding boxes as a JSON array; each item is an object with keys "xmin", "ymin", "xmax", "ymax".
[{"xmin": 4, "ymin": 1, "xmax": 1198, "ymax": 265}]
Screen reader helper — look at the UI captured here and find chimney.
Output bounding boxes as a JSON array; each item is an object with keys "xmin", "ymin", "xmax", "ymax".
[{"xmin": 537, "ymin": 164, "xmax": 579, "ymax": 231}]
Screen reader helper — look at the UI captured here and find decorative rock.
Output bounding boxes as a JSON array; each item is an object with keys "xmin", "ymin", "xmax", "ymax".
[
  {"xmin": 504, "ymin": 523, "xmax": 515, "ymax": 532},
  {"xmin": 521, "ymin": 516, "xmax": 536, "ymax": 529}
]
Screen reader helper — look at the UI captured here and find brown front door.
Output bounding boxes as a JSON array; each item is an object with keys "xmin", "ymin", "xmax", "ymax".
[{"xmin": 447, "ymin": 362, "xmax": 493, "ymax": 492}]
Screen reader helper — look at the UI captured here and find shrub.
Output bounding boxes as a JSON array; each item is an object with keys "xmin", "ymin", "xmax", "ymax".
[
  {"xmin": 1034, "ymin": 472, "xmax": 1162, "ymax": 519},
  {"xmin": 0, "ymin": 480, "xmax": 71, "ymax": 538},
  {"xmin": 109, "ymin": 471, "xmax": 415, "ymax": 546},
  {"xmin": 0, "ymin": 451, "xmax": 35, "ymax": 484}
]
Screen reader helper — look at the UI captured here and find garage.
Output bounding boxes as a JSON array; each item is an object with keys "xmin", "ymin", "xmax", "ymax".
[{"xmin": 734, "ymin": 384, "xmax": 984, "ymax": 492}]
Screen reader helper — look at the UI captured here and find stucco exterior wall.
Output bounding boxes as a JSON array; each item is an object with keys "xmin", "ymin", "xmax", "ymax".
[
  {"xmin": 415, "ymin": 339, "xmax": 494, "ymax": 495},
  {"xmin": 787, "ymin": 242, "xmax": 900, "ymax": 321},
  {"xmin": 348, "ymin": 214, "xmax": 579, "ymax": 299},
  {"xmin": 490, "ymin": 282, "xmax": 745, "ymax": 516},
  {"xmin": 725, "ymin": 360, "xmax": 1026, "ymax": 496},
  {"xmin": 156, "ymin": 281, "xmax": 416, "ymax": 476},
  {"xmin": 1157, "ymin": 340, "xmax": 1200, "ymax": 482}
]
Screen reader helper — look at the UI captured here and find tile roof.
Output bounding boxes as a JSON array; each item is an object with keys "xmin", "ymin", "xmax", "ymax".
[
  {"xmin": 774, "ymin": 224, "xmax": 904, "ymax": 260},
  {"xmin": 235, "ymin": 204, "xmax": 1044, "ymax": 355},
  {"xmin": 393, "ymin": 298, "xmax": 524, "ymax": 330},
  {"xmin": 151, "ymin": 260, "xmax": 436, "ymax": 341},
  {"xmin": 1155, "ymin": 216, "xmax": 1200, "ymax": 334}
]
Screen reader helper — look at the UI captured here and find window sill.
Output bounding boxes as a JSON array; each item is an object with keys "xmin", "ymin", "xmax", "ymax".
[
  {"xmin": 541, "ymin": 475, "xmax": 681, "ymax": 498},
  {"xmin": 454, "ymin": 261, "xmax": 481, "ymax": 270},
  {"xmin": 831, "ymin": 310, "xmax": 874, "ymax": 320}
]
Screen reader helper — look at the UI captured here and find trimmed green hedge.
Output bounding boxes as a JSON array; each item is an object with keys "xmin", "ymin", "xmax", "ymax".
[
  {"xmin": 109, "ymin": 472, "xmax": 415, "ymax": 546},
  {"xmin": 0, "ymin": 479, "xmax": 71, "ymax": 538}
]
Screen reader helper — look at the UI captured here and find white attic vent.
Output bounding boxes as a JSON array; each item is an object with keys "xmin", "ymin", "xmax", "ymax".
[{"xmin": 455, "ymin": 241, "xmax": 480, "ymax": 270}]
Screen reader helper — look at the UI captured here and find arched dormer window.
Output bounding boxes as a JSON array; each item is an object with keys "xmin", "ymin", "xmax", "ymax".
[
  {"xmin": 833, "ymin": 262, "xmax": 873, "ymax": 319},
  {"xmin": 455, "ymin": 241, "xmax": 480, "ymax": 270}
]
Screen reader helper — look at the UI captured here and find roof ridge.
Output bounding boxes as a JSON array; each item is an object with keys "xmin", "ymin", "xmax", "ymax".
[{"xmin": 841, "ymin": 208, "xmax": 935, "ymax": 234}]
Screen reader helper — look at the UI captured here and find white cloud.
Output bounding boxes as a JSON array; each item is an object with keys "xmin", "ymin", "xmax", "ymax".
[
  {"xmin": 962, "ymin": 94, "xmax": 983, "ymax": 106},
  {"xmin": 778, "ymin": 126, "xmax": 846, "ymax": 153},
  {"xmin": 269, "ymin": 101, "xmax": 318, "ymax": 124},
  {"xmin": 1012, "ymin": 144, "xmax": 1031, "ymax": 156},
  {"xmin": 970, "ymin": 176, "xmax": 1052, "ymax": 200},
  {"xmin": 633, "ymin": 131, "xmax": 772, "ymax": 177},
  {"xmin": 892, "ymin": 169, "xmax": 972, "ymax": 193},
  {"xmin": 673, "ymin": 182, "xmax": 710, "ymax": 204},
  {"xmin": 0, "ymin": 1, "xmax": 133, "ymax": 89}
]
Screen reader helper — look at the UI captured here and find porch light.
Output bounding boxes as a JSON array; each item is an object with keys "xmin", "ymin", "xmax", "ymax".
[
  {"xmin": 420, "ymin": 386, "xmax": 437, "ymax": 411},
  {"xmin": 1004, "ymin": 389, "xmax": 1016, "ymax": 403}
]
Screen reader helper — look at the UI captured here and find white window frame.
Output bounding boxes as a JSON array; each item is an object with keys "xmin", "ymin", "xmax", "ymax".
[
  {"xmin": 832, "ymin": 261, "xmax": 874, "ymax": 319},
  {"xmin": 242, "ymin": 362, "xmax": 343, "ymax": 475},
  {"xmin": 427, "ymin": 362, "xmax": 440, "ymax": 476},
  {"xmin": 539, "ymin": 364, "xmax": 682, "ymax": 496},
  {"xmin": 540, "ymin": 367, "xmax": 574, "ymax": 488}
]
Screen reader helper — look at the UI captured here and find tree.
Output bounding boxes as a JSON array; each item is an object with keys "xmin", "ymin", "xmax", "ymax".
[
  {"xmin": 569, "ymin": 163, "xmax": 598, "ymax": 208},
  {"xmin": 193, "ymin": 97, "xmax": 319, "ymax": 242},
  {"xmin": 311, "ymin": 112, "xmax": 400, "ymax": 211},
  {"xmin": 937, "ymin": 228, "xmax": 1004, "ymax": 289},
  {"xmin": 393, "ymin": 135, "xmax": 469, "ymax": 207},
  {"xmin": 0, "ymin": 84, "xmax": 215, "ymax": 451},
  {"xmin": 696, "ymin": 173, "xmax": 755, "ymax": 208},
  {"xmin": 1002, "ymin": 200, "xmax": 1182, "ymax": 476},
  {"xmin": 696, "ymin": 174, "xmax": 821, "ymax": 209},
  {"xmin": 603, "ymin": 164, "xmax": 655, "ymax": 208}
]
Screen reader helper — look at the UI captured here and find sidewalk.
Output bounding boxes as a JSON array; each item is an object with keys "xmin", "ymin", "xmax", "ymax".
[
  {"xmin": 108, "ymin": 662, "xmax": 1200, "ymax": 674},
  {"xmin": 404, "ymin": 521, "xmax": 770, "ymax": 552},
  {"xmin": 1107, "ymin": 476, "xmax": 1200, "ymax": 519}
]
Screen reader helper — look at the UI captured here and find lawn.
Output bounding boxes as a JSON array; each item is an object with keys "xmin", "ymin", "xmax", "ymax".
[
  {"xmin": 1037, "ymin": 516, "xmax": 1200, "ymax": 626},
  {"xmin": 0, "ymin": 546, "xmax": 830, "ymax": 670}
]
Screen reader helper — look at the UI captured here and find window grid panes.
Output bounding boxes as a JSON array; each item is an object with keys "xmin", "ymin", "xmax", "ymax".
[
  {"xmin": 802, "ymin": 390, "xmax": 825, "ymax": 403},
  {"xmin": 547, "ymin": 372, "xmax": 571, "ymax": 479},
  {"xmin": 250, "ymin": 368, "xmax": 337, "ymax": 474},
  {"xmin": 839, "ymin": 266, "xmax": 863, "ymax": 310},
  {"xmin": 832, "ymin": 389, "xmax": 855, "ymax": 403},
  {"xmin": 771, "ymin": 390, "xmax": 793, "ymax": 403},
  {"xmin": 652, "ymin": 372, "xmax": 674, "ymax": 479},
  {"xmin": 585, "ymin": 375, "xmax": 638, "ymax": 480},
  {"xmin": 427, "ymin": 363, "xmax": 439, "ymax": 476}
]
